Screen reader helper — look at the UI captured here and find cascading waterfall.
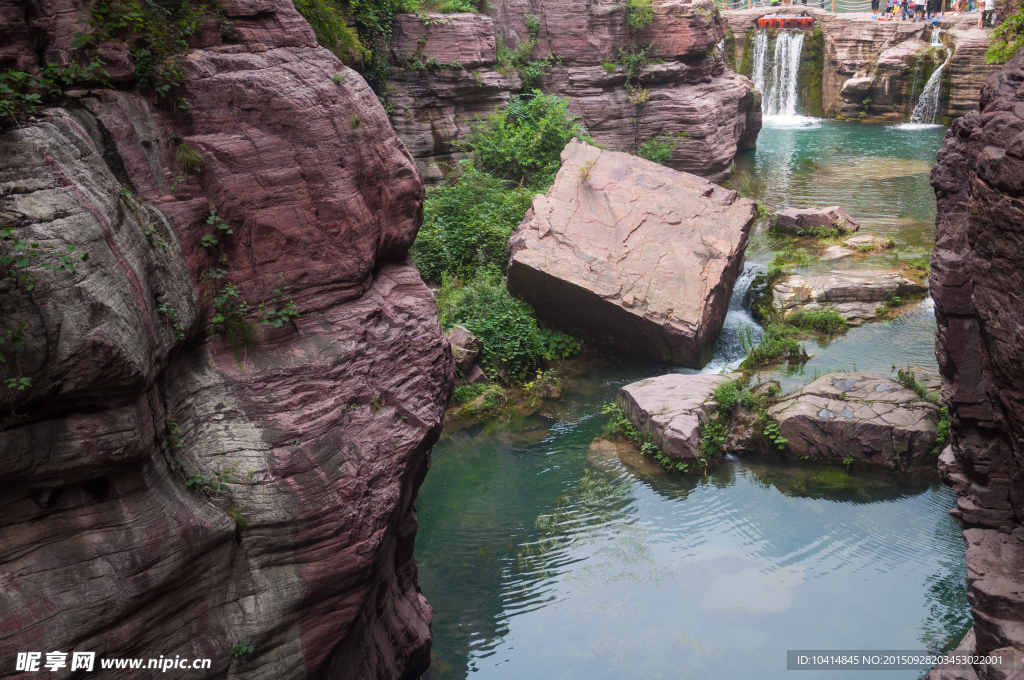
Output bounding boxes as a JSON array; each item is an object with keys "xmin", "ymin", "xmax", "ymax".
[
  {"xmin": 751, "ymin": 29, "xmax": 806, "ymax": 119},
  {"xmin": 909, "ymin": 33, "xmax": 952, "ymax": 125}
]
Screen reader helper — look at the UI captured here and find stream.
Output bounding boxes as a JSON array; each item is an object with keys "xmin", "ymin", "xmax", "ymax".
[{"xmin": 417, "ymin": 76, "xmax": 966, "ymax": 680}]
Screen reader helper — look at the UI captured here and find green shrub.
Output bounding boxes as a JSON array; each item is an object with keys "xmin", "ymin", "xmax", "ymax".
[
  {"xmin": 712, "ymin": 378, "xmax": 744, "ymax": 417},
  {"xmin": 294, "ymin": 0, "xmax": 363, "ymax": 62},
  {"xmin": 784, "ymin": 307, "xmax": 848, "ymax": 334},
  {"xmin": 986, "ymin": 7, "xmax": 1024, "ymax": 64},
  {"xmin": 1, "ymin": 61, "xmax": 109, "ymax": 126},
  {"xmin": 935, "ymin": 406, "xmax": 949, "ymax": 452},
  {"xmin": 463, "ymin": 91, "xmax": 590, "ymax": 189},
  {"xmin": 435, "ymin": 268, "xmax": 578, "ymax": 380},
  {"xmin": 770, "ymin": 245, "xmax": 812, "ymax": 268},
  {"xmin": 636, "ymin": 131, "xmax": 689, "ymax": 165},
  {"xmin": 175, "ymin": 142, "xmax": 205, "ymax": 174},
  {"xmin": 412, "ymin": 161, "xmax": 532, "ymax": 282},
  {"xmin": 740, "ymin": 323, "xmax": 808, "ymax": 369}
]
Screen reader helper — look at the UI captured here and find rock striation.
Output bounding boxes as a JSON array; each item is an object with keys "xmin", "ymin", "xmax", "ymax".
[
  {"xmin": 617, "ymin": 373, "xmax": 739, "ymax": 465},
  {"xmin": 0, "ymin": 0, "xmax": 453, "ymax": 678},
  {"xmin": 925, "ymin": 49, "xmax": 1024, "ymax": 677},
  {"xmin": 772, "ymin": 269, "xmax": 926, "ymax": 326},
  {"xmin": 389, "ymin": 0, "xmax": 762, "ymax": 184},
  {"xmin": 506, "ymin": 139, "xmax": 757, "ymax": 368}
]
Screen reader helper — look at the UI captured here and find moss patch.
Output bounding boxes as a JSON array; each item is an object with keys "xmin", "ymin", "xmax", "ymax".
[
  {"xmin": 724, "ymin": 29, "xmax": 737, "ymax": 72},
  {"xmin": 798, "ymin": 24, "xmax": 825, "ymax": 117}
]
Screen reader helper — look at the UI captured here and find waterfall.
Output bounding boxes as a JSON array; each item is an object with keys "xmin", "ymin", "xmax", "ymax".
[
  {"xmin": 751, "ymin": 29, "xmax": 807, "ymax": 121},
  {"xmin": 909, "ymin": 43, "xmax": 952, "ymax": 125}
]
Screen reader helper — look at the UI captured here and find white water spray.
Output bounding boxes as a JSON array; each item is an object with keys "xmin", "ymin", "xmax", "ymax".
[
  {"xmin": 751, "ymin": 29, "xmax": 813, "ymax": 126},
  {"xmin": 909, "ymin": 36, "xmax": 952, "ymax": 125}
]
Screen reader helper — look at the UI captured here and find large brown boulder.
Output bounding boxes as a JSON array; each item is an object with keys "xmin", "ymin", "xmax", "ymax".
[
  {"xmin": 0, "ymin": 0, "xmax": 453, "ymax": 677},
  {"xmin": 768, "ymin": 372, "xmax": 939, "ymax": 468},
  {"xmin": 506, "ymin": 139, "xmax": 757, "ymax": 368}
]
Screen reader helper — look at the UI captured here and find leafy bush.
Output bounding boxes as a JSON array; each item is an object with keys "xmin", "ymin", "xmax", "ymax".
[
  {"xmin": 771, "ymin": 245, "xmax": 812, "ymax": 268},
  {"xmin": 463, "ymin": 91, "xmax": 590, "ymax": 189},
  {"xmin": 293, "ymin": 0, "xmax": 363, "ymax": 62},
  {"xmin": 935, "ymin": 406, "xmax": 949, "ymax": 452},
  {"xmin": 636, "ymin": 132, "xmax": 689, "ymax": 165},
  {"xmin": 712, "ymin": 378, "xmax": 744, "ymax": 417},
  {"xmin": 986, "ymin": 7, "xmax": 1024, "ymax": 64},
  {"xmin": 451, "ymin": 383, "xmax": 506, "ymax": 415},
  {"xmin": 436, "ymin": 268, "xmax": 578, "ymax": 380},
  {"xmin": 1, "ymin": 61, "xmax": 109, "ymax": 126},
  {"xmin": 740, "ymin": 323, "xmax": 808, "ymax": 369},
  {"xmin": 412, "ymin": 161, "xmax": 532, "ymax": 282},
  {"xmin": 784, "ymin": 307, "xmax": 848, "ymax": 334}
]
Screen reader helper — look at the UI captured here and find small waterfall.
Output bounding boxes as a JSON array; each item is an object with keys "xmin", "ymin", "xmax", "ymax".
[
  {"xmin": 751, "ymin": 29, "xmax": 807, "ymax": 120},
  {"xmin": 931, "ymin": 28, "xmax": 942, "ymax": 45},
  {"xmin": 909, "ymin": 41, "xmax": 952, "ymax": 125},
  {"xmin": 688, "ymin": 263, "xmax": 764, "ymax": 374}
]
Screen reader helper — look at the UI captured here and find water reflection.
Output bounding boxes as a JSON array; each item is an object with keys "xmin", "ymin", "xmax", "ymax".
[{"xmin": 418, "ymin": 364, "xmax": 970, "ymax": 680}]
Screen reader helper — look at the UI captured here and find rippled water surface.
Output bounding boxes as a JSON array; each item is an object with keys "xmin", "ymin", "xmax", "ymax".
[{"xmin": 417, "ymin": 120, "xmax": 968, "ymax": 679}]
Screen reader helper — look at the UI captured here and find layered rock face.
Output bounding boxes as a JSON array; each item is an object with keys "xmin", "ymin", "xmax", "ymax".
[
  {"xmin": 506, "ymin": 139, "xmax": 757, "ymax": 368},
  {"xmin": 772, "ymin": 269, "xmax": 927, "ymax": 326},
  {"xmin": 0, "ymin": 0, "xmax": 453, "ymax": 678},
  {"xmin": 724, "ymin": 9, "xmax": 999, "ymax": 123},
  {"xmin": 925, "ymin": 50, "xmax": 1024, "ymax": 678},
  {"xmin": 389, "ymin": 0, "xmax": 762, "ymax": 184}
]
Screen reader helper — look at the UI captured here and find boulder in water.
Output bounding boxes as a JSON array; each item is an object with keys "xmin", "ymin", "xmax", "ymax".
[
  {"xmin": 767, "ymin": 372, "xmax": 940, "ymax": 468},
  {"xmin": 771, "ymin": 206, "xmax": 860, "ymax": 235},
  {"xmin": 506, "ymin": 139, "xmax": 757, "ymax": 368},
  {"xmin": 773, "ymin": 269, "xmax": 926, "ymax": 326},
  {"xmin": 616, "ymin": 373, "xmax": 739, "ymax": 466}
]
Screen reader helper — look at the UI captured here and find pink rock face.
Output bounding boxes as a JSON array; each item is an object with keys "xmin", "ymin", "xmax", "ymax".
[
  {"xmin": 391, "ymin": 13, "xmax": 497, "ymax": 67},
  {"xmin": 617, "ymin": 373, "xmax": 739, "ymax": 464},
  {"xmin": 0, "ymin": 0, "xmax": 452, "ymax": 678},
  {"xmin": 388, "ymin": 0, "xmax": 761, "ymax": 184},
  {"xmin": 506, "ymin": 139, "xmax": 756, "ymax": 368},
  {"xmin": 767, "ymin": 372, "xmax": 939, "ymax": 468},
  {"xmin": 924, "ymin": 50, "xmax": 1024, "ymax": 676}
]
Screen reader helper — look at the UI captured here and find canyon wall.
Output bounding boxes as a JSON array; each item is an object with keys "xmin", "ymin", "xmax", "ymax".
[
  {"xmin": 724, "ymin": 8, "xmax": 999, "ymax": 123},
  {"xmin": 0, "ymin": 0, "xmax": 453, "ymax": 677},
  {"xmin": 926, "ymin": 49, "xmax": 1024, "ymax": 680},
  {"xmin": 388, "ymin": 0, "xmax": 762, "ymax": 184}
]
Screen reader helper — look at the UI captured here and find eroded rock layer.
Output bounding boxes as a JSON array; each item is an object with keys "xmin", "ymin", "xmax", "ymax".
[
  {"xmin": 389, "ymin": 0, "xmax": 762, "ymax": 184},
  {"xmin": 925, "ymin": 49, "xmax": 1024, "ymax": 678},
  {"xmin": 0, "ymin": 0, "xmax": 453, "ymax": 678}
]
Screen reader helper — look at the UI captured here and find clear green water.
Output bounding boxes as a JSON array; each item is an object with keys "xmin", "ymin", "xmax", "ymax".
[{"xmin": 417, "ymin": 120, "xmax": 968, "ymax": 679}]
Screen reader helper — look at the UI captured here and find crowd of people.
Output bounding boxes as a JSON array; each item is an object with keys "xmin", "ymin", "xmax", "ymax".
[{"xmin": 869, "ymin": 0, "xmax": 998, "ymax": 25}]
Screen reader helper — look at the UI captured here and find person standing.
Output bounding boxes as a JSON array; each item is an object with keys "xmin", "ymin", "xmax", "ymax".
[
  {"xmin": 915, "ymin": 0, "xmax": 926, "ymax": 20},
  {"xmin": 979, "ymin": 0, "xmax": 996, "ymax": 26},
  {"xmin": 872, "ymin": 0, "xmax": 880, "ymax": 14}
]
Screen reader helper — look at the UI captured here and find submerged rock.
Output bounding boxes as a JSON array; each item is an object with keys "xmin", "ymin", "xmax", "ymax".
[
  {"xmin": 772, "ymin": 269, "xmax": 926, "ymax": 326},
  {"xmin": 767, "ymin": 372, "xmax": 939, "ymax": 468},
  {"xmin": 616, "ymin": 373, "xmax": 739, "ymax": 465},
  {"xmin": 506, "ymin": 139, "xmax": 757, "ymax": 368},
  {"xmin": 771, "ymin": 205, "xmax": 859, "ymax": 235},
  {"xmin": 843, "ymin": 234, "xmax": 894, "ymax": 252}
]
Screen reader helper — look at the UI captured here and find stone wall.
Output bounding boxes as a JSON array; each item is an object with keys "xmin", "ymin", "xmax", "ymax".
[
  {"xmin": 925, "ymin": 48, "xmax": 1024, "ymax": 680},
  {"xmin": 0, "ymin": 0, "xmax": 454, "ymax": 677},
  {"xmin": 389, "ymin": 0, "xmax": 762, "ymax": 184}
]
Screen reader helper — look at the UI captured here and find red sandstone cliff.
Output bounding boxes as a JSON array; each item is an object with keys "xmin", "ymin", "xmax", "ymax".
[
  {"xmin": 388, "ymin": 0, "xmax": 762, "ymax": 184},
  {"xmin": 0, "ymin": 0, "xmax": 453, "ymax": 677},
  {"xmin": 927, "ymin": 48, "xmax": 1024, "ymax": 680}
]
